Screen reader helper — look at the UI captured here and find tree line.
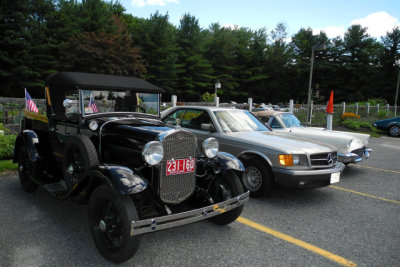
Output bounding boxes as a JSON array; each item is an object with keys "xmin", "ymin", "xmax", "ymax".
[{"xmin": 1, "ymin": 0, "xmax": 399, "ymax": 104}]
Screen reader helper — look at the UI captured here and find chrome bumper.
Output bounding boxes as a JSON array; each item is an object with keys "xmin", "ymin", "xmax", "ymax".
[
  {"xmin": 130, "ymin": 191, "xmax": 250, "ymax": 236},
  {"xmin": 271, "ymin": 162, "xmax": 345, "ymax": 188},
  {"xmin": 338, "ymin": 148, "xmax": 373, "ymax": 164},
  {"xmin": 272, "ymin": 161, "xmax": 345, "ymax": 177}
]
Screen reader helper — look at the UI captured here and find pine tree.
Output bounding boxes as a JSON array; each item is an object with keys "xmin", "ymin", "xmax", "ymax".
[
  {"xmin": 129, "ymin": 12, "xmax": 181, "ymax": 98},
  {"xmin": 0, "ymin": 0, "xmax": 32, "ymax": 96},
  {"xmin": 176, "ymin": 14, "xmax": 214, "ymax": 101}
]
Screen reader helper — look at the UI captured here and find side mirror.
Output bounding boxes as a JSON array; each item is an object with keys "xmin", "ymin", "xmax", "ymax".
[
  {"xmin": 63, "ymin": 99, "xmax": 73, "ymax": 108},
  {"xmin": 201, "ymin": 123, "xmax": 216, "ymax": 132}
]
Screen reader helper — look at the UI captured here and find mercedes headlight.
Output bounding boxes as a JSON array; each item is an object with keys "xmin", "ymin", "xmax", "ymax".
[
  {"xmin": 278, "ymin": 154, "xmax": 300, "ymax": 166},
  {"xmin": 142, "ymin": 141, "xmax": 164, "ymax": 165},
  {"xmin": 202, "ymin": 138, "xmax": 219, "ymax": 158}
]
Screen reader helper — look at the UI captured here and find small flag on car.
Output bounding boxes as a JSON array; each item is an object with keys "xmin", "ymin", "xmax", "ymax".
[
  {"xmin": 89, "ymin": 93, "xmax": 98, "ymax": 112},
  {"xmin": 25, "ymin": 89, "xmax": 39, "ymax": 113}
]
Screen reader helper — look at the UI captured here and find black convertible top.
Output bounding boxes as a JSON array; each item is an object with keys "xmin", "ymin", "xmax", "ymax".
[{"xmin": 45, "ymin": 72, "xmax": 165, "ymax": 93}]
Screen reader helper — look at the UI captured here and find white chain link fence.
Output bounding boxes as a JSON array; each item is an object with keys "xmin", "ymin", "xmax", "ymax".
[{"xmin": 1, "ymin": 96, "xmax": 399, "ymax": 133}]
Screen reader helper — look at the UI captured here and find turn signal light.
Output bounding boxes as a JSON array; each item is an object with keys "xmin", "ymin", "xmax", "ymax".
[{"xmin": 279, "ymin": 154, "xmax": 293, "ymax": 166}]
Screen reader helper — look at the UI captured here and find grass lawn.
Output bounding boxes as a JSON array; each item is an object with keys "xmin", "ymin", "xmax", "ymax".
[{"xmin": 0, "ymin": 160, "xmax": 17, "ymax": 173}]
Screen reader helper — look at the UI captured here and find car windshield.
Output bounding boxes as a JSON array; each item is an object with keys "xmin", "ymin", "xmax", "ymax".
[
  {"xmin": 81, "ymin": 90, "xmax": 159, "ymax": 116},
  {"xmin": 214, "ymin": 110, "xmax": 269, "ymax": 132},
  {"xmin": 280, "ymin": 114, "xmax": 303, "ymax": 127}
]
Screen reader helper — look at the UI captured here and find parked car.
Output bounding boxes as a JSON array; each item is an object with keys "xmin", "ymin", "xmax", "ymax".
[
  {"xmin": 373, "ymin": 116, "xmax": 400, "ymax": 137},
  {"xmin": 161, "ymin": 106, "xmax": 344, "ymax": 197},
  {"xmin": 251, "ymin": 103, "xmax": 273, "ymax": 112},
  {"xmin": 14, "ymin": 72, "xmax": 249, "ymax": 263},
  {"xmin": 253, "ymin": 110, "xmax": 372, "ymax": 164}
]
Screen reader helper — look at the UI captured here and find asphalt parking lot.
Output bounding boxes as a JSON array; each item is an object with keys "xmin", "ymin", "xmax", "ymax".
[{"xmin": 0, "ymin": 136, "xmax": 399, "ymax": 267}]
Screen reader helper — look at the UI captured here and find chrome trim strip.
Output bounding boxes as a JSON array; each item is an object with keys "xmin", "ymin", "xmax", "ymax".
[{"xmin": 130, "ymin": 191, "xmax": 250, "ymax": 236}]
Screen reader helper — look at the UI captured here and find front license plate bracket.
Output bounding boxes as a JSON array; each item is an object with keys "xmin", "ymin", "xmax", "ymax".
[
  {"xmin": 166, "ymin": 158, "xmax": 195, "ymax": 176},
  {"xmin": 330, "ymin": 172, "xmax": 340, "ymax": 184}
]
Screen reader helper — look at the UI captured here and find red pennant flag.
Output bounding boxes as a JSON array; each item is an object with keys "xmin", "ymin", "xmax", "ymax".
[{"xmin": 326, "ymin": 90, "xmax": 334, "ymax": 114}]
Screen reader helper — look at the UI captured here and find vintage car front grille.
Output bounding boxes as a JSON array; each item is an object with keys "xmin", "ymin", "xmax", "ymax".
[
  {"xmin": 159, "ymin": 130, "xmax": 197, "ymax": 204},
  {"xmin": 310, "ymin": 152, "xmax": 337, "ymax": 167}
]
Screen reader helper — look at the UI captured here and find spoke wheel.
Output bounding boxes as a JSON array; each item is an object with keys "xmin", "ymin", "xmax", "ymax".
[
  {"xmin": 88, "ymin": 185, "xmax": 141, "ymax": 263},
  {"xmin": 63, "ymin": 135, "xmax": 98, "ymax": 189},
  {"xmin": 18, "ymin": 146, "xmax": 38, "ymax": 192},
  {"xmin": 389, "ymin": 125, "xmax": 400, "ymax": 137},
  {"xmin": 208, "ymin": 170, "xmax": 244, "ymax": 225}
]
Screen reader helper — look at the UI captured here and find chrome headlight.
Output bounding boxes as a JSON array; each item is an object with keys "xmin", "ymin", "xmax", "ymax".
[
  {"xmin": 89, "ymin": 120, "xmax": 98, "ymax": 131},
  {"xmin": 202, "ymin": 138, "xmax": 219, "ymax": 158},
  {"xmin": 142, "ymin": 141, "xmax": 164, "ymax": 165}
]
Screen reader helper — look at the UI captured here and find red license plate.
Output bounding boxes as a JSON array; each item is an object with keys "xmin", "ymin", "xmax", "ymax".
[{"xmin": 166, "ymin": 158, "xmax": 195, "ymax": 176}]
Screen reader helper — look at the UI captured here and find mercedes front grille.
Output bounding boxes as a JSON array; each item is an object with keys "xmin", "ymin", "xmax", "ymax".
[{"xmin": 310, "ymin": 152, "xmax": 338, "ymax": 167}]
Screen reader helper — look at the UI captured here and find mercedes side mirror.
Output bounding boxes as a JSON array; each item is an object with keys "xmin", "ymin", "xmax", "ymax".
[{"xmin": 201, "ymin": 123, "xmax": 216, "ymax": 132}]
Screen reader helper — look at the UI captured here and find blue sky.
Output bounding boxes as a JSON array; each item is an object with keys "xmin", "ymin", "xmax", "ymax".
[{"xmin": 118, "ymin": 0, "xmax": 399, "ymax": 39}]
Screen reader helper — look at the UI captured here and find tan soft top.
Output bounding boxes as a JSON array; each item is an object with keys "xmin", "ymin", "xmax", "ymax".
[{"xmin": 252, "ymin": 110, "xmax": 277, "ymax": 117}]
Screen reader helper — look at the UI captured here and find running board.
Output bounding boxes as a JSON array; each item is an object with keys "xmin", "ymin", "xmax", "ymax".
[{"xmin": 42, "ymin": 181, "xmax": 68, "ymax": 196}]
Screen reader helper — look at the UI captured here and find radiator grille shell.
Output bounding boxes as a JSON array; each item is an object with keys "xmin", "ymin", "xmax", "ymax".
[{"xmin": 158, "ymin": 130, "xmax": 197, "ymax": 204}]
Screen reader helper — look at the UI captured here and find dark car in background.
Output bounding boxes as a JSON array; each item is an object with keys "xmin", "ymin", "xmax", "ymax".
[
  {"xmin": 373, "ymin": 116, "xmax": 400, "ymax": 137},
  {"xmin": 14, "ymin": 72, "xmax": 249, "ymax": 263}
]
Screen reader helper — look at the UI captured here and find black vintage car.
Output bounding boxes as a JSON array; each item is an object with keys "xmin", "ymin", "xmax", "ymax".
[{"xmin": 14, "ymin": 72, "xmax": 249, "ymax": 263}]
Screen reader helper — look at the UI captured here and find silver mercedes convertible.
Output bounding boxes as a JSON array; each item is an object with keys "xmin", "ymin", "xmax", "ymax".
[{"xmin": 161, "ymin": 106, "xmax": 345, "ymax": 197}]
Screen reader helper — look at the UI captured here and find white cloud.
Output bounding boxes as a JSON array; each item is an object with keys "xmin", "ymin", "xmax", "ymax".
[
  {"xmin": 350, "ymin": 11, "xmax": 399, "ymax": 38},
  {"xmin": 221, "ymin": 23, "xmax": 239, "ymax": 30},
  {"xmin": 131, "ymin": 0, "xmax": 178, "ymax": 7},
  {"xmin": 313, "ymin": 11, "xmax": 400, "ymax": 39},
  {"xmin": 313, "ymin": 26, "xmax": 346, "ymax": 39}
]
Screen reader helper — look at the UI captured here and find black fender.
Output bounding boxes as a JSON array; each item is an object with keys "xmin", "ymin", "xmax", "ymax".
[
  {"xmin": 13, "ymin": 130, "xmax": 40, "ymax": 163},
  {"xmin": 212, "ymin": 152, "xmax": 245, "ymax": 174},
  {"xmin": 88, "ymin": 165, "xmax": 147, "ymax": 195}
]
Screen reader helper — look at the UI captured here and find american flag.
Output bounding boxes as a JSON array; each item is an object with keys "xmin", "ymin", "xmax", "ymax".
[
  {"xmin": 25, "ymin": 89, "xmax": 39, "ymax": 113},
  {"xmin": 89, "ymin": 93, "xmax": 98, "ymax": 112}
]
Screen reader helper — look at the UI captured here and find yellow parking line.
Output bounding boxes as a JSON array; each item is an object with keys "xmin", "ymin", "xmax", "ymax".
[
  {"xmin": 353, "ymin": 165, "xmax": 400, "ymax": 174},
  {"xmin": 329, "ymin": 186, "xmax": 400, "ymax": 205},
  {"xmin": 237, "ymin": 217, "xmax": 357, "ymax": 267}
]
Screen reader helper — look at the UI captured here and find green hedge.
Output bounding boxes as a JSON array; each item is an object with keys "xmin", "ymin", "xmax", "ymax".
[
  {"xmin": 0, "ymin": 134, "xmax": 16, "ymax": 160},
  {"xmin": 0, "ymin": 160, "xmax": 18, "ymax": 172}
]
